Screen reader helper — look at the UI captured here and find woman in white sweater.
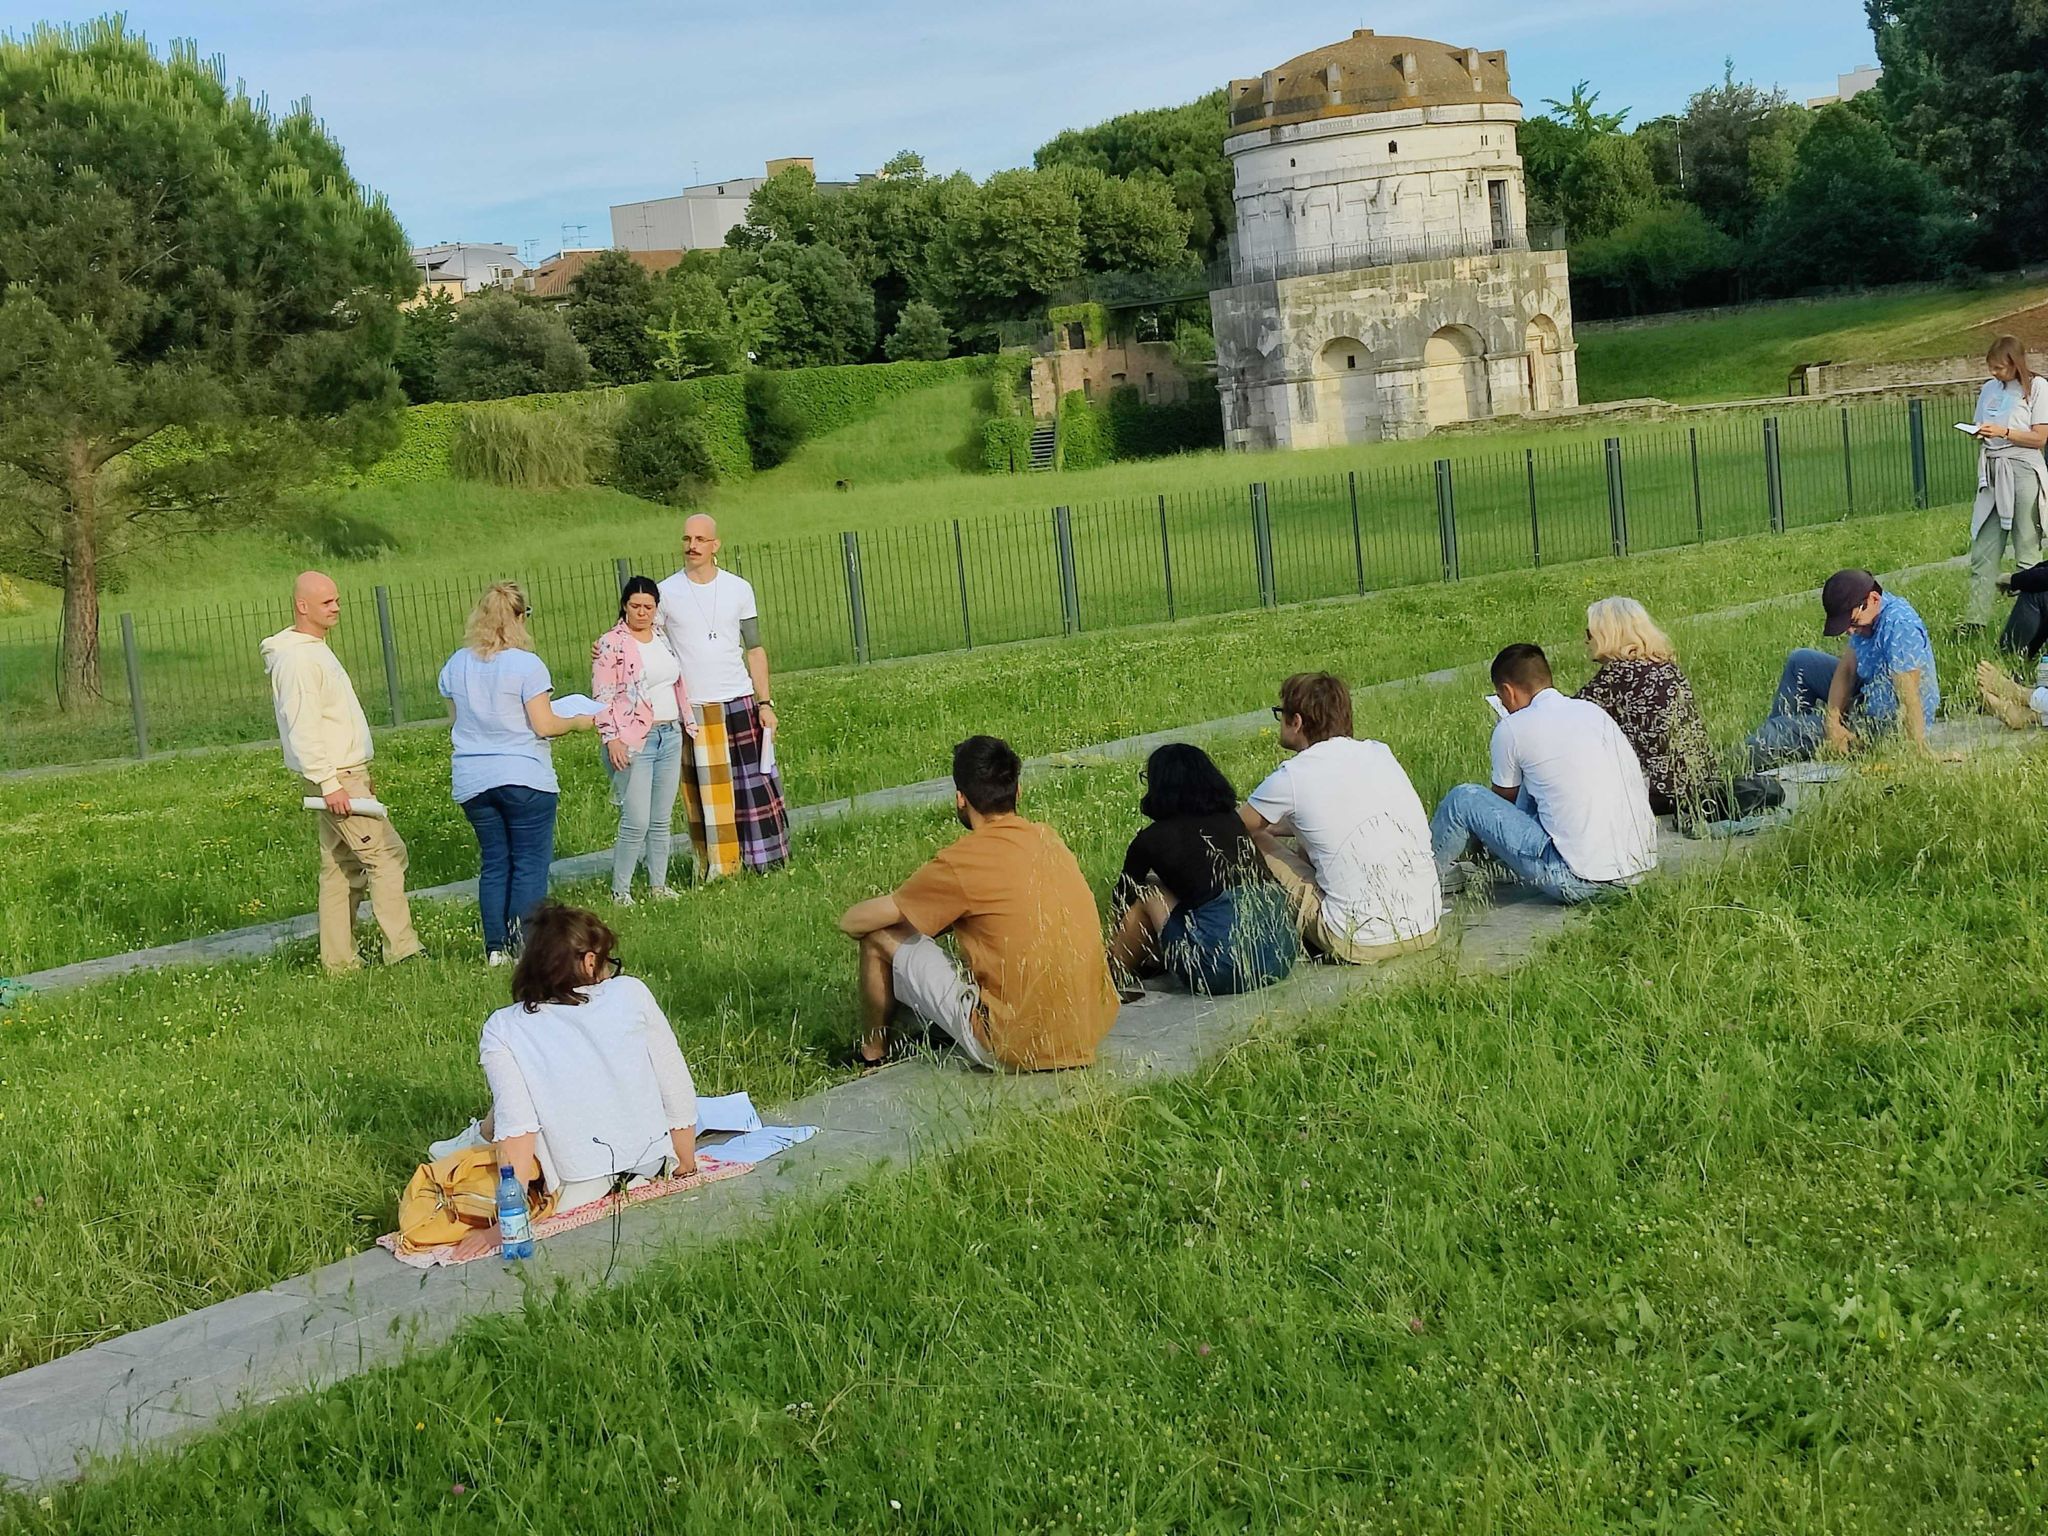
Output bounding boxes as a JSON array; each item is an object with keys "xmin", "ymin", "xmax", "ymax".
[
  {"xmin": 473, "ymin": 903, "xmax": 699, "ymax": 1215},
  {"xmin": 1963, "ymin": 334, "xmax": 2048, "ymax": 635}
]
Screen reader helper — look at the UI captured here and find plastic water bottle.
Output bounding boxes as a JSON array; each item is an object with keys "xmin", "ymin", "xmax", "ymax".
[
  {"xmin": 2034, "ymin": 654, "xmax": 2048, "ymax": 697},
  {"xmin": 495, "ymin": 1165, "xmax": 535, "ymax": 1261}
]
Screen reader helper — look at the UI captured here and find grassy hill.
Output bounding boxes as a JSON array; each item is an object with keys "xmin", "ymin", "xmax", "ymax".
[{"xmin": 1576, "ymin": 274, "xmax": 2048, "ymax": 404}]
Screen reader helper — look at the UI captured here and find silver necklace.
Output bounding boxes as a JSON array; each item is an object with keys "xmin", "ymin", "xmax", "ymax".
[{"xmin": 677, "ymin": 570, "xmax": 723, "ymax": 640}]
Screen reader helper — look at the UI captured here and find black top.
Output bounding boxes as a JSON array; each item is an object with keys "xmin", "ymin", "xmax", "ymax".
[
  {"xmin": 1118, "ymin": 812, "xmax": 1267, "ymax": 910},
  {"xmin": 2011, "ymin": 561, "xmax": 2048, "ymax": 594}
]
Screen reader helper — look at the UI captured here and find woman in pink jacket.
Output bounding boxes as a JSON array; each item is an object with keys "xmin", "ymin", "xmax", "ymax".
[{"xmin": 592, "ymin": 577, "xmax": 694, "ymax": 904}]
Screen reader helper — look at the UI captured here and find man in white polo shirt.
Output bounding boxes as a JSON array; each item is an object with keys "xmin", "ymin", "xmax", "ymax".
[
  {"xmin": 1239, "ymin": 671, "xmax": 1441, "ymax": 964},
  {"xmin": 1431, "ymin": 643, "xmax": 1656, "ymax": 905}
]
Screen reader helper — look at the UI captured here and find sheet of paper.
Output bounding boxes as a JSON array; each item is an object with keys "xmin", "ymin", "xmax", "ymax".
[
  {"xmin": 552, "ymin": 693, "xmax": 602, "ymax": 717},
  {"xmin": 1956, "ymin": 423, "xmax": 1982, "ymax": 435},
  {"xmin": 707, "ymin": 1124, "xmax": 817, "ymax": 1164},
  {"xmin": 302, "ymin": 794, "xmax": 389, "ymax": 819},
  {"xmin": 695, "ymin": 1091, "xmax": 762, "ymax": 1135},
  {"xmin": 760, "ymin": 727, "xmax": 777, "ymax": 778},
  {"xmin": 1483, "ymin": 694, "xmax": 1508, "ymax": 721}
]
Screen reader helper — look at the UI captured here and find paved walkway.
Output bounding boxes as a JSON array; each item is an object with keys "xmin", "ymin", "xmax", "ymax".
[
  {"xmin": 5, "ymin": 714, "xmax": 2023, "ymax": 1488},
  {"xmin": 12, "ymin": 554, "xmax": 1966, "ymax": 999}
]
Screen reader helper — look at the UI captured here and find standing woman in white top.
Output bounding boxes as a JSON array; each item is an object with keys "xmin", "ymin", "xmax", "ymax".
[
  {"xmin": 475, "ymin": 904, "xmax": 700, "ymax": 1218},
  {"xmin": 592, "ymin": 576, "xmax": 694, "ymax": 905},
  {"xmin": 1963, "ymin": 334, "xmax": 2048, "ymax": 634}
]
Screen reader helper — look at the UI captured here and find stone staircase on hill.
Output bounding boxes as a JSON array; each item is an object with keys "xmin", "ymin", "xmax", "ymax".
[{"xmin": 1027, "ymin": 422, "xmax": 1056, "ymax": 471}]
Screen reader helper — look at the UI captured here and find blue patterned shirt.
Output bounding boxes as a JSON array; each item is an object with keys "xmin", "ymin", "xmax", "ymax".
[{"xmin": 1848, "ymin": 592, "xmax": 1938, "ymax": 728}]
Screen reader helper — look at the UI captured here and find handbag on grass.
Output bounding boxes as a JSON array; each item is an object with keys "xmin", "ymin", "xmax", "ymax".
[
  {"xmin": 1678, "ymin": 773, "xmax": 1787, "ymax": 836},
  {"xmin": 395, "ymin": 1145, "xmax": 557, "ymax": 1256}
]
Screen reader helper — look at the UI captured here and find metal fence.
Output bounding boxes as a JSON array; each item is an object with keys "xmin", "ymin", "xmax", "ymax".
[{"xmin": 0, "ymin": 390, "xmax": 1980, "ymax": 772}]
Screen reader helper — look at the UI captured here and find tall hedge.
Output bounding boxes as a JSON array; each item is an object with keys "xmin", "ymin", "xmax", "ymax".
[
  {"xmin": 981, "ymin": 352, "xmax": 1037, "ymax": 473},
  {"xmin": 1055, "ymin": 389, "xmax": 1113, "ymax": 472}
]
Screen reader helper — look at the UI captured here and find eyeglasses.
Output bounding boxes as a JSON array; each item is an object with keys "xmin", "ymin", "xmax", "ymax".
[
  {"xmin": 1270, "ymin": 706, "xmax": 1286, "ymax": 720},
  {"xmin": 603, "ymin": 954, "xmax": 625, "ymax": 979},
  {"xmin": 516, "ymin": 606, "xmax": 534, "ymax": 620}
]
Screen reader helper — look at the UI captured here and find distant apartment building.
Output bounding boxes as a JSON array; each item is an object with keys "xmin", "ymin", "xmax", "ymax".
[
  {"xmin": 1807, "ymin": 66, "xmax": 1881, "ymax": 109},
  {"xmin": 610, "ymin": 157, "xmax": 856, "ymax": 252},
  {"xmin": 412, "ymin": 242, "xmax": 526, "ymax": 301}
]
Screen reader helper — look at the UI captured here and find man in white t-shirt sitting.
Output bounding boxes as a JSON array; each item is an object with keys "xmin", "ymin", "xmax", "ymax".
[
  {"xmin": 1238, "ymin": 672, "xmax": 1441, "ymax": 964},
  {"xmin": 656, "ymin": 514, "xmax": 789, "ymax": 878},
  {"xmin": 1431, "ymin": 643, "xmax": 1657, "ymax": 905}
]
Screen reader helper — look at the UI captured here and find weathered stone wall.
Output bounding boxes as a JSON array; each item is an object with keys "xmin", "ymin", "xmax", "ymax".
[
  {"xmin": 1794, "ymin": 355, "xmax": 1995, "ymax": 396},
  {"xmin": 1226, "ymin": 103, "xmax": 1526, "ymax": 265},
  {"xmin": 1211, "ymin": 249, "xmax": 1578, "ymax": 449},
  {"xmin": 1028, "ymin": 340, "xmax": 1188, "ymax": 419}
]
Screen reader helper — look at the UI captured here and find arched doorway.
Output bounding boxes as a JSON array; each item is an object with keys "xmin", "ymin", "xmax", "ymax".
[
  {"xmin": 1423, "ymin": 325, "xmax": 1490, "ymax": 425},
  {"xmin": 1313, "ymin": 335, "xmax": 1376, "ymax": 445},
  {"xmin": 1524, "ymin": 316, "xmax": 1564, "ymax": 414}
]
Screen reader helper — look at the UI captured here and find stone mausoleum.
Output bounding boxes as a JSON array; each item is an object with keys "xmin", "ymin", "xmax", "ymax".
[{"xmin": 1210, "ymin": 30, "xmax": 1578, "ymax": 449}]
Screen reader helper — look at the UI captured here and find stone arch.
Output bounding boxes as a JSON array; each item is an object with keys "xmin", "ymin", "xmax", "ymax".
[
  {"xmin": 1523, "ymin": 315, "xmax": 1564, "ymax": 414},
  {"xmin": 1422, "ymin": 324, "xmax": 1489, "ymax": 425},
  {"xmin": 1313, "ymin": 335, "xmax": 1377, "ymax": 446}
]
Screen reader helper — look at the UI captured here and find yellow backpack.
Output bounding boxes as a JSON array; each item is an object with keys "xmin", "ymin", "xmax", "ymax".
[{"xmin": 395, "ymin": 1146, "xmax": 556, "ymax": 1256}]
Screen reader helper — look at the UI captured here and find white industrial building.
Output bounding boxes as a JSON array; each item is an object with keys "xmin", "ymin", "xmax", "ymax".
[{"xmin": 611, "ymin": 157, "xmax": 853, "ymax": 252}]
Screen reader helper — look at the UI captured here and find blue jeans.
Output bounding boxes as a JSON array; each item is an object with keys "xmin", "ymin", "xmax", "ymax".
[
  {"xmin": 1160, "ymin": 885, "xmax": 1300, "ymax": 995},
  {"xmin": 607, "ymin": 722, "xmax": 685, "ymax": 896},
  {"xmin": 1429, "ymin": 783, "xmax": 1618, "ymax": 906},
  {"xmin": 1743, "ymin": 648, "xmax": 1865, "ymax": 770},
  {"xmin": 461, "ymin": 784, "xmax": 558, "ymax": 953}
]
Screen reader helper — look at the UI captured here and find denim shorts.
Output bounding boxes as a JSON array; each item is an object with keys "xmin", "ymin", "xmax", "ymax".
[{"xmin": 1160, "ymin": 884, "xmax": 1300, "ymax": 996}]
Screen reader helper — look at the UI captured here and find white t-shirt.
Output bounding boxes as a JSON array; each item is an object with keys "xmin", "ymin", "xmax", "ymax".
[
  {"xmin": 1246, "ymin": 736, "xmax": 1441, "ymax": 948},
  {"xmin": 656, "ymin": 568, "xmax": 758, "ymax": 705},
  {"xmin": 478, "ymin": 975, "xmax": 698, "ymax": 1192},
  {"xmin": 1489, "ymin": 688, "xmax": 1656, "ymax": 883},
  {"xmin": 635, "ymin": 634, "xmax": 683, "ymax": 723}
]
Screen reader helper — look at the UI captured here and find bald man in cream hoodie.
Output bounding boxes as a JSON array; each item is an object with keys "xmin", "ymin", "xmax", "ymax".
[{"xmin": 261, "ymin": 571, "xmax": 423, "ymax": 971}]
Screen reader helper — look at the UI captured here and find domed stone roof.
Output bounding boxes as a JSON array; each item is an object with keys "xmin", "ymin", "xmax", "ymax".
[{"xmin": 1228, "ymin": 30, "xmax": 1516, "ymax": 132}]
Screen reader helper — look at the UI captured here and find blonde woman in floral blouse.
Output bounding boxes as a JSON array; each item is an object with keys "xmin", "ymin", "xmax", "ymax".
[{"xmin": 1574, "ymin": 597, "xmax": 1716, "ymax": 818}]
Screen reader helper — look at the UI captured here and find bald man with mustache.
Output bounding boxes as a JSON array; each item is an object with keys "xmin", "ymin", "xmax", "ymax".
[
  {"xmin": 261, "ymin": 571, "xmax": 424, "ymax": 970},
  {"xmin": 655, "ymin": 514, "xmax": 790, "ymax": 877}
]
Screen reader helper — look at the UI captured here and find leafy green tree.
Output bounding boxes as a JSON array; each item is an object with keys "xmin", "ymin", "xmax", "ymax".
[
  {"xmin": 928, "ymin": 169, "xmax": 1086, "ymax": 327},
  {"xmin": 1868, "ymin": 0, "xmax": 2048, "ymax": 262},
  {"xmin": 883, "ymin": 299, "xmax": 951, "ymax": 361},
  {"xmin": 610, "ymin": 383, "xmax": 716, "ymax": 505},
  {"xmin": 1665, "ymin": 64, "xmax": 1811, "ymax": 235},
  {"xmin": 649, "ymin": 268, "xmax": 782, "ymax": 378},
  {"xmin": 747, "ymin": 241, "xmax": 876, "ymax": 367},
  {"xmin": 393, "ymin": 291, "xmax": 458, "ymax": 403},
  {"xmin": 1573, "ymin": 204, "xmax": 1741, "ymax": 314},
  {"xmin": 1559, "ymin": 134, "xmax": 1661, "ymax": 240},
  {"xmin": 1750, "ymin": 105, "xmax": 1965, "ymax": 290},
  {"xmin": 0, "ymin": 19, "xmax": 414, "ymax": 706},
  {"xmin": 1035, "ymin": 91, "xmax": 1234, "ymax": 258},
  {"xmin": 565, "ymin": 249, "xmax": 656, "ymax": 384},
  {"xmin": 435, "ymin": 290, "xmax": 591, "ymax": 401},
  {"xmin": 742, "ymin": 371, "xmax": 807, "ymax": 468},
  {"xmin": 1053, "ymin": 164, "xmax": 1192, "ymax": 273}
]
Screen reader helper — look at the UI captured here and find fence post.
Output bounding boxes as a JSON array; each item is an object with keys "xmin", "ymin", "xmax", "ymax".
[
  {"xmin": 1053, "ymin": 506, "xmax": 1081, "ymax": 635},
  {"xmin": 1603, "ymin": 436, "xmax": 1629, "ymax": 557},
  {"xmin": 1157, "ymin": 495, "xmax": 1177, "ymax": 620},
  {"xmin": 1763, "ymin": 416, "xmax": 1787, "ymax": 534},
  {"xmin": 373, "ymin": 585, "xmax": 405, "ymax": 728},
  {"xmin": 951, "ymin": 519, "xmax": 973, "ymax": 649},
  {"xmin": 1524, "ymin": 449, "xmax": 1542, "ymax": 568},
  {"xmin": 1347, "ymin": 471, "xmax": 1367, "ymax": 594},
  {"xmin": 840, "ymin": 530, "xmax": 870, "ymax": 664},
  {"xmin": 1250, "ymin": 482, "xmax": 1277, "ymax": 607},
  {"xmin": 119, "ymin": 612, "xmax": 149, "ymax": 759},
  {"xmin": 613, "ymin": 557, "xmax": 632, "ymax": 595},
  {"xmin": 1689, "ymin": 428, "xmax": 1705, "ymax": 542},
  {"xmin": 1908, "ymin": 398, "xmax": 1929, "ymax": 509},
  {"xmin": 1840, "ymin": 407, "xmax": 1856, "ymax": 516},
  {"xmin": 1434, "ymin": 459, "xmax": 1460, "ymax": 583}
]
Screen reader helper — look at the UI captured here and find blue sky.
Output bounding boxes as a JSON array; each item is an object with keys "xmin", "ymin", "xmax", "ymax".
[{"xmin": 24, "ymin": 0, "xmax": 1877, "ymax": 256}]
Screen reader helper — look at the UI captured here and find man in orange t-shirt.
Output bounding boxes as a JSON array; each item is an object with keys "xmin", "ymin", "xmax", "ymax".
[{"xmin": 838, "ymin": 736, "xmax": 1119, "ymax": 1070}]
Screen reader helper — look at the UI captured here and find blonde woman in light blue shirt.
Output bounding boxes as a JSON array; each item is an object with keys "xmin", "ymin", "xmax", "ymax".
[{"xmin": 1963, "ymin": 334, "xmax": 2048, "ymax": 632}]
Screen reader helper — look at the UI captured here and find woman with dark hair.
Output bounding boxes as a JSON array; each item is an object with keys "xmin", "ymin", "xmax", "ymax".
[
  {"xmin": 593, "ymin": 575, "xmax": 694, "ymax": 905},
  {"xmin": 1110, "ymin": 743, "xmax": 1299, "ymax": 996},
  {"xmin": 462, "ymin": 903, "xmax": 701, "ymax": 1217}
]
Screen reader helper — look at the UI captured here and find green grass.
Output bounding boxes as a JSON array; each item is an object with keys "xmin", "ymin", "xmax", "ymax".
[
  {"xmin": 18, "ymin": 733, "xmax": 2048, "ymax": 1530},
  {"xmin": 0, "ymin": 506, "xmax": 1974, "ymax": 976},
  {"xmin": 1576, "ymin": 274, "xmax": 2048, "ymax": 405},
  {"xmin": 0, "ymin": 550, "xmax": 1989, "ymax": 1377}
]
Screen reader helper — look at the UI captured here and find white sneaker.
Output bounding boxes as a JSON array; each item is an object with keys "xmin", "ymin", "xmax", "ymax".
[
  {"xmin": 428, "ymin": 1118, "xmax": 489, "ymax": 1160},
  {"xmin": 612, "ymin": 891, "xmax": 636, "ymax": 908},
  {"xmin": 486, "ymin": 950, "xmax": 511, "ymax": 968},
  {"xmin": 649, "ymin": 885, "xmax": 682, "ymax": 902}
]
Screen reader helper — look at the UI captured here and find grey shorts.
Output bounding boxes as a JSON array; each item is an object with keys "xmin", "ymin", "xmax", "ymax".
[{"xmin": 891, "ymin": 935, "xmax": 998, "ymax": 1070}]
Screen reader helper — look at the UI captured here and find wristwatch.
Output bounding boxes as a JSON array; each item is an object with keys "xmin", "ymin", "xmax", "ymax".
[{"xmin": 759, "ymin": 699, "xmax": 777, "ymax": 711}]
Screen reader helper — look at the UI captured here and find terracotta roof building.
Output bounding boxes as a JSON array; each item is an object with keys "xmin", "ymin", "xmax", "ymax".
[{"xmin": 523, "ymin": 248, "xmax": 686, "ymax": 302}]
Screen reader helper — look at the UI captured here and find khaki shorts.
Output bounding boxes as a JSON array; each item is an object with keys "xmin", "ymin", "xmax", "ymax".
[{"xmin": 891, "ymin": 935, "xmax": 999, "ymax": 1070}]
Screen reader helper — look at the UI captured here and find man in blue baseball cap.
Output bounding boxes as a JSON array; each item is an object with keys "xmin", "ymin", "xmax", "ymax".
[{"xmin": 1742, "ymin": 569, "xmax": 1939, "ymax": 768}]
